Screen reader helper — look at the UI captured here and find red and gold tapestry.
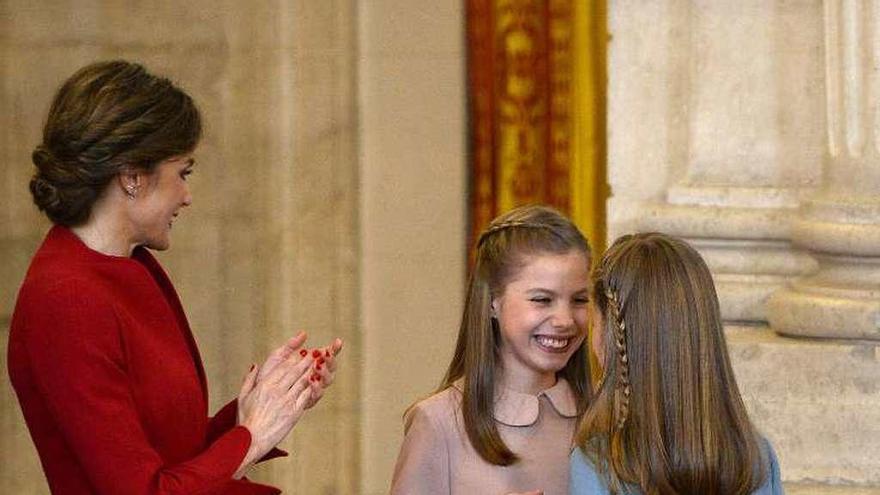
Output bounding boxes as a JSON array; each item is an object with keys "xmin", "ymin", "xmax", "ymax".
[{"xmin": 467, "ymin": 0, "xmax": 607, "ymax": 253}]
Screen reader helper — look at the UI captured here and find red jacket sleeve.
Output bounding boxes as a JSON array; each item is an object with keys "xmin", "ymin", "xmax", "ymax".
[{"xmin": 22, "ymin": 282, "xmax": 276, "ymax": 495}]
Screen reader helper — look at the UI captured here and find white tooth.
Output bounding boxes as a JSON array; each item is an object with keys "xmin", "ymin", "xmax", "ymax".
[{"xmin": 537, "ymin": 336, "xmax": 569, "ymax": 349}]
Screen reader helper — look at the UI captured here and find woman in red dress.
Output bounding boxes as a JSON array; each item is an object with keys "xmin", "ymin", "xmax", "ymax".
[{"xmin": 7, "ymin": 60, "xmax": 342, "ymax": 494}]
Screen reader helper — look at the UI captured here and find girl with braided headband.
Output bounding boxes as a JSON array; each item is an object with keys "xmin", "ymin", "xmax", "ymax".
[
  {"xmin": 391, "ymin": 205, "xmax": 593, "ymax": 495},
  {"xmin": 570, "ymin": 233, "xmax": 782, "ymax": 495}
]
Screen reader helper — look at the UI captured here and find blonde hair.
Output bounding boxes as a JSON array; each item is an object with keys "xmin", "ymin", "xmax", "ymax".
[
  {"xmin": 576, "ymin": 233, "xmax": 767, "ymax": 494},
  {"xmin": 439, "ymin": 204, "xmax": 592, "ymax": 465}
]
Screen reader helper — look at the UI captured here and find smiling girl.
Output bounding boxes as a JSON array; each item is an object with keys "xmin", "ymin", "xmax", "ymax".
[{"xmin": 390, "ymin": 205, "xmax": 593, "ymax": 495}]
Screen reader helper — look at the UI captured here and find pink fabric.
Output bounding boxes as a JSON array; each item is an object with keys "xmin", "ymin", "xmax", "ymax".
[{"xmin": 391, "ymin": 379, "xmax": 578, "ymax": 495}]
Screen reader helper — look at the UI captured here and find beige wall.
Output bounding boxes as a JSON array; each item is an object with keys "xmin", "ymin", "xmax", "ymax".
[{"xmin": 357, "ymin": 1, "xmax": 467, "ymax": 493}]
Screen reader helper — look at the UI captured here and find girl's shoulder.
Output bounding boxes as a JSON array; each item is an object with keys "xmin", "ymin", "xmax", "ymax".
[{"xmin": 403, "ymin": 384, "xmax": 464, "ymax": 432}]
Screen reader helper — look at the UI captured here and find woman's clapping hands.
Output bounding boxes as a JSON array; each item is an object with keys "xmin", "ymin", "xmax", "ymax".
[
  {"xmin": 234, "ymin": 332, "xmax": 343, "ymax": 478},
  {"xmin": 256, "ymin": 332, "xmax": 343, "ymax": 408}
]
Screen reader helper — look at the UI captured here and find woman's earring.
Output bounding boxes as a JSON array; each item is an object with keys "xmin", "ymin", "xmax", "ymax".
[{"xmin": 126, "ymin": 185, "xmax": 137, "ymax": 199}]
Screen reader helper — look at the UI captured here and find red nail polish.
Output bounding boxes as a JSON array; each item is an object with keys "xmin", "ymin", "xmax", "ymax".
[
  {"xmin": 299, "ymin": 349, "xmax": 308, "ymax": 357},
  {"xmin": 311, "ymin": 373, "xmax": 320, "ymax": 381},
  {"xmin": 312, "ymin": 349, "xmax": 321, "ymax": 358},
  {"xmin": 317, "ymin": 357, "xmax": 325, "ymax": 365},
  {"xmin": 325, "ymin": 350, "xmax": 331, "ymax": 357},
  {"xmin": 316, "ymin": 364, "xmax": 322, "ymax": 371}
]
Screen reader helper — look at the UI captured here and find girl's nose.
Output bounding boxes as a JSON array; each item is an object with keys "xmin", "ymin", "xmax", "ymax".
[{"xmin": 551, "ymin": 306, "xmax": 575, "ymax": 329}]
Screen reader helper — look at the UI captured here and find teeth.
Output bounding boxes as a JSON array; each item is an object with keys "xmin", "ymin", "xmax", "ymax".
[{"xmin": 535, "ymin": 335, "xmax": 569, "ymax": 349}]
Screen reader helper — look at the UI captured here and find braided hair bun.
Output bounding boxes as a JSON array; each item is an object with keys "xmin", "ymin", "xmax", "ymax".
[{"xmin": 28, "ymin": 60, "xmax": 201, "ymax": 226}]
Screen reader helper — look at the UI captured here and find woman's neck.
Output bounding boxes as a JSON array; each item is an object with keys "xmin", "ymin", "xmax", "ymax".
[
  {"xmin": 71, "ymin": 222, "xmax": 134, "ymax": 257},
  {"xmin": 70, "ymin": 197, "xmax": 136, "ymax": 257}
]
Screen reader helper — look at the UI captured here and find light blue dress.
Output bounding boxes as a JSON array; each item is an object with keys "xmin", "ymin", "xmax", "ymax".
[{"xmin": 570, "ymin": 438, "xmax": 783, "ymax": 494}]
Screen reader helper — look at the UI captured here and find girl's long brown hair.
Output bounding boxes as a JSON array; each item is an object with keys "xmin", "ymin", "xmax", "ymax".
[
  {"xmin": 575, "ymin": 233, "xmax": 768, "ymax": 494},
  {"xmin": 439, "ymin": 205, "xmax": 592, "ymax": 465}
]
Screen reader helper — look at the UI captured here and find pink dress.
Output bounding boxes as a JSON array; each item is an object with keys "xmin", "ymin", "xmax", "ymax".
[{"xmin": 390, "ymin": 378, "xmax": 578, "ymax": 495}]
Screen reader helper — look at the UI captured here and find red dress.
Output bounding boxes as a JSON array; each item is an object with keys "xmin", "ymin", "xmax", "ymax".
[{"xmin": 8, "ymin": 226, "xmax": 283, "ymax": 494}]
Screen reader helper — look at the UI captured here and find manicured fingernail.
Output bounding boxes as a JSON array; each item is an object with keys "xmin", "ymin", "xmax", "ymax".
[
  {"xmin": 299, "ymin": 349, "xmax": 308, "ymax": 357},
  {"xmin": 312, "ymin": 349, "xmax": 322, "ymax": 358},
  {"xmin": 312, "ymin": 373, "xmax": 321, "ymax": 381},
  {"xmin": 316, "ymin": 364, "xmax": 322, "ymax": 371},
  {"xmin": 325, "ymin": 350, "xmax": 330, "ymax": 357},
  {"xmin": 317, "ymin": 357, "xmax": 325, "ymax": 365}
]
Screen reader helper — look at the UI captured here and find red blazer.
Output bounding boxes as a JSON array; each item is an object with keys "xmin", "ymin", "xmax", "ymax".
[{"xmin": 8, "ymin": 226, "xmax": 282, "ymax": 494}]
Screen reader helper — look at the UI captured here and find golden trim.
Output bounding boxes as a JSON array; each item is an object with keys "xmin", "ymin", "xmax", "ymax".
[{"xmin": 571, "ymin": 0, "xmax": 607, "ymax": 254}]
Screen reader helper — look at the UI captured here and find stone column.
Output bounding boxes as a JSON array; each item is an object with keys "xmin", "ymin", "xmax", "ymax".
[
  {"xmin": 609, "ymin": 2, "xmax": 880, "ymax": 488},
  {"xmin": 357, "ymin": 1, "xmax": 467, "ymax": 493},
  {"xmin": 638, "ymin": 1, "xmax": 822, "ymax": 323},
  {"xmin": 769, "ymin": 0, "xmax": 880, "ymax": 340}
]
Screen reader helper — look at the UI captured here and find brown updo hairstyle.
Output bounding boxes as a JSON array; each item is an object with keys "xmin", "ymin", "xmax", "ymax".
[{"xmin": 30, "ymin": 60, "xmax": 202, "ymax": 226}]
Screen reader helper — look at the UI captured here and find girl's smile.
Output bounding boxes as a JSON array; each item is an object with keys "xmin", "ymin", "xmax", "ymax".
[{"xmin": 492, "ymin": 250, "xmax": 590, "ymax": 393}]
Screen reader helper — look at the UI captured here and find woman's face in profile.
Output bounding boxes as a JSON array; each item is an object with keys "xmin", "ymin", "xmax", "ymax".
[{"xmin": 128, "ymin": 154, "xmax": 195, "ymax": 251}]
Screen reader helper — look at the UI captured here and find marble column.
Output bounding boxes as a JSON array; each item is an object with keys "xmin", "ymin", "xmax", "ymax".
[
  {"xmin": 768, "ymin": 0, "xmax": 880, "ymax": 340},
  {"xmin": 638, "ymin": 0, "xmax": 822, "ymax": 323}
]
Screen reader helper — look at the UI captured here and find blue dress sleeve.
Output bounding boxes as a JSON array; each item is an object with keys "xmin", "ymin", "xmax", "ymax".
[
  {"xmin": 766, "ymin": 441, "xmax": 784, "ymax": 495},
  {"xmin": 570, "ymin": 447, "xmax": 609, "ymax": 495},
  {"xmin": 754, "ymin": 439, "xmax": 784, "ymax": 495}
]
